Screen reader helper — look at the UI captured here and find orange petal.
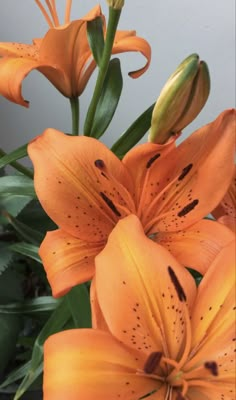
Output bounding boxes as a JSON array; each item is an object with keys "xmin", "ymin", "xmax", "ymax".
[
  {"xmin": 186, "ymin": 382, "xmax": 235, "ymax": 400},
  {"xmin": 0, "ymin": 57, "xmax": 38, "ymax": 107},
  {"xmin": 155, "ymin": 219, "xmax": 235, "ymax": 275},
  {"xmin": 123, "ymin": 140, "xmax": 175, "ymax": 211},
  {"xmin": 95, "ymin": 214, "xmax": 197, "ymax": 361},
  {"xmin": 44, "ymin": 329, "xmax": 159, "ymax": 400},
  {"xmin": 90, "ymin": 279, "xmax": 110, "ymax": 331},
  {"xmin": 39, "ymin": 5, "xmax": 102, "ymax": 97},
  {"xmin": 212, "ymin": 165, "xmax": 236, "ymax": 232},
  {"xmin": 0, "ymin": 41, "xmax": 39, "ymax": 59},
  {"xmin": 39, "ymin": 229, "xmax": 104, "ymax": 297},
  {"xmin": 185, "ymin": 241, "xmax": 235, "ymax": 373},
  {"xmin": 28, "ymin": 129, "xmax": 135, "ymax": 241},
  {"xmin": 112, "ymin": 30, "xmax": 151, "ymax": 78},
  {"xmin": 126, "ymin": 109, "xmax": 236, "ymax": 233}
]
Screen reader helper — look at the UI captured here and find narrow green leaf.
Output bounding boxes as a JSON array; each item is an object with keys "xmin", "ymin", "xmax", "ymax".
[
  {"xmin": 0, "ymin": 268, "xmax": 23, "ymax": 375},
  {"xmin": 14, "ymin": 298, "xmax": 71, "ymax": 400},
  {"xmin": 5, "ymin": 213, "xmax": 44, "ymax": 245},
  {"xmin": 111, "ymin": 103, "xmax": 155, "ymax": 158},
  {"xmin": 0, "ymin": 297, "xmax": 60, "ymax": 315},
  {"xmin": 66, "ymin": 284, "xmax": 92, "ymax": 328},
  {"xmin": 0, "ymin": 361, "xmax": 31, "ymax": 389},
  {"xmin": 0, "ymin": 144, "xmax": 28, "ymax": 169},
  {"xmin": 0, "ymin": 196, "xmax": 32, "ymax": 223},
  {"xmin": 90, "ymin": 58, "xmax": 123, "ymax": 138},
  {"xmin": 9, "ymin": 242, "xmax": 42, "ymax": 264},
  {"xmin": 87, "ymin": 16, "xmax": 105, "ymax": 66},
  {"xmin": 0, "ymin": 176, "xmax": 36, "ymax": 197},
  {"xmin": 0, "ymin": 243, "xmax": 14, "ymax": 275}
]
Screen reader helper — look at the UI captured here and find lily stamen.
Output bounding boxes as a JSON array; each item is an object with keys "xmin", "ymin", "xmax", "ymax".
[
  {"xmin": 34, "ymin": 0, "xmax": 54, "ymax": 27},
  {"xmin": 64, "ymin": 0, "xmax": 72, "ymax": 24}
]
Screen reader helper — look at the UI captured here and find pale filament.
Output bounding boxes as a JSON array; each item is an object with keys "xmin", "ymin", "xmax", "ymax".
[
  {"xmin": 34, "ymin": 0, "xmax": 54, "ymax": 27},
  {"xmin": 34, "ymin": 0, "xmax": 61, "ymax": 27},
  {"xmin": 64, "ymin": 0, "xmax": 72, "ymax": 24}
]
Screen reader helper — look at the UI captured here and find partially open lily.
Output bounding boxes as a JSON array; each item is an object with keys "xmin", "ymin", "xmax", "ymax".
[
  {"xmin": 43, "ymin": 215, "xmax": 236, "ymax": 399},
  {"xmin": 211, "ymin": 165, "xmax": 236, "ymax": 233},
  {"xmin": 28, "ymin": 109, "xmax": 235, "ymax": 297},
  {"xmin": 0, "ymin": 1, "xmax": 151, "ymax": 106}
]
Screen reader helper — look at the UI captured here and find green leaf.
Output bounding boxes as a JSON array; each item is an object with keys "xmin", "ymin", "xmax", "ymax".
[
  {"xmin": 0, "ymin": 361, "xmax": 31, "ymax": 389},
  {"xmin": 0, "ymin": 196, "xmax": 32, "ymax": 223},
  {"xmin": 90, "ymin": 58, "xmax": 123, "ymax": 139},
  {"xmin": 0, "ymin": 144, "xmax": 28, "ymax": 169},
  {"xmin": 87, "ymin": 16, "xmax": 105, "ymax": 66},
  {"xmin": 66, "ymin": 284, "xmax": 92, "ymax": 328},
  {"xmin": 0, "ymin": 297, "xmax": 60, "ymax": 315},
  {"xmin": 9, "ymin": 243, "xmax": 42, "ymax": 264},
  {"xmin": 13, "ymin": 298, "xmax": 71, "ymax": 400},
  {"xmin": 111, "ymin": 103, "xmax": 155, "ymax": 158},
  {"xmin": 5, "ymin": 213, "xmax": 44, "ymax": 246},
  {"xmin": 0, "ymin": 243, "xmax": 14, "ymax": 275},
  {"xmin": 0, "ymin": 176, "xmax": 36, "ymax": 197},
  {"xmin": 0, "ymin": 268, "xmax": 23, "ymax": 375}
]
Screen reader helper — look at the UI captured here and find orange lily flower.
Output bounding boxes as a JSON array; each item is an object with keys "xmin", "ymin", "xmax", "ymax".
[
  {"xmin": 0, "ymin": 1, "xmax": 151, "ymax": 107},
  {"xmin": 28, "ymin": 109, "xmax": 236, "ymax": 297},
  {"xmin": 43, "ymin": 215, "xmax": 236, "ymax": 399},
  {"xmin": 211, "ymin": 165, "xmax": 236, "ymax": 232}
]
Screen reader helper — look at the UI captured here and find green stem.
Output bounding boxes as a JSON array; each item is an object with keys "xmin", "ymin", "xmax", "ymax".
[
  {"xmin": 70, "ymin": 97, "xmax": 80, "ymax": 135},
  {"xmin": 0, "ymin": 148, "xmax": 33, "ymax": 179},
  {"xmin": 83, "ymin": 7, "xmax": 122, "ymax": 136}
]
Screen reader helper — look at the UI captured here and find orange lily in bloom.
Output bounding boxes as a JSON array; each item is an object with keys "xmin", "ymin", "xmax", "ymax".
[
  {"xmin": 28, "ymin": 109, "xmax": 236, "ymax": 297},
  {"xmin": 0, "ymin": 1, "xmax": 151, "ymax": 106},
  {"xmin": 43, "ymin": 215, "xmax": 236, "ymax": 399},
  {"xmin": 211, "ymin": 166, "xmax": 236, "ymax": 232}
]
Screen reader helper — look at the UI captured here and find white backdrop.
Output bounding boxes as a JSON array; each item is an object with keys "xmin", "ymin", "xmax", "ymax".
[{"xmin": 0, "ymin": 0, "xmax": 235, "ymax": 156}]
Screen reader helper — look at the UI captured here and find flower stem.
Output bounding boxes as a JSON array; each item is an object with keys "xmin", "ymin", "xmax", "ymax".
[
  {"xmin": 0, "ymin": 148, "xmax": 33, "ymax": 179},
  {"xmin": 83, "ymin": 7, "xmax": 122, "ymax": 136},
  {"xmin": 70, "ymin": 97, "xmax": 80, "ymax": 135}
]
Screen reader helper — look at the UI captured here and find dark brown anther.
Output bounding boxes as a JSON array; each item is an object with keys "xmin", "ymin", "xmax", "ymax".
[
  {"xmin": 144, "ymin": 352, "xmax": 162, "ymax": 374},
  {"xmin": 168, "ymin": 266, "xmax": 186, "ymax": 302},
  {"xmin": 146, "ymin": 153, "xmax": 161, "ymax": 169},
  {"xmin": 204, "ymin": 361, "xmax": 218, "ymax": 376},
  {"xmin": 178, "ymin": 199, "xmax": 199, "ymax": 217},
  {"xmin": 94, "ymin": 159, "xmax": 105, "ymax": 169},
  {"xmin": 100, "ymin": 192, "xmax": 121, "ymax": 217},
  {"xmin": 178, "ymin": 164, "xmax": 193, "ymax": 181}
]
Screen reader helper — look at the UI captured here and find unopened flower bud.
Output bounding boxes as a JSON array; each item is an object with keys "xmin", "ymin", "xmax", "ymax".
[
  {"xmin": 149, "ymin": 54, "xmax": 210, "ymax": 144},
  {"xmin": 107, "ymin": 0, "xmax": 124, "ymax": 9}
]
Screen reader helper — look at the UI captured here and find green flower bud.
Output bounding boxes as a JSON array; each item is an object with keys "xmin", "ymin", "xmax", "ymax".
[
  {"xmin": 106, "ymin": 0, "xmax": 125, "ymax": 9},
  {"xmin": 149, "ymin": 54, "xmax": 210, "ymax": 144}
]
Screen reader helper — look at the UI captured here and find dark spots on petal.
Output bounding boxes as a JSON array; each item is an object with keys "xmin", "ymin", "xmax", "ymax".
[
  {"xmin": 204, "ymin": 361, "xmax": 218, "ymax": 376},
  {"xmin": 101, "ymin": 172, "xmax": 109, "ymax": 179},
  {"xmin": 178, "ymin": 164, "xmax": 193, "ymax": 181},
  {"xmin": 94, "ymin": 159, "xmax": 105, "ymax": 169},
  {"xmin": 178, "ymin": 199, "xmax": 199, "ymax": 217},
  {"xmin": 144, "ymin": 352, "xmax": 162, "ymax": 374},
  {"xmin": 146, "ymin": 153, "xmax": 161, "ymax": 169},
  {"xmin": 100, "ymin": 192, "xmax": 121, "ymax": 217},
  {"xmin": 168, "ymin": 266, "xmax": 186, "ymax": 302}
]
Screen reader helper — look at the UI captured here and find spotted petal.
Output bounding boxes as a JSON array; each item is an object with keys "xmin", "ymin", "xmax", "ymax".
[
  {"xmin": 95, "ymin": 214, "xmax": 197, "ymax": 361},
  {"xmin": 28, "ymin": 129, "xmax": 135, "ymax": 242},
  {"xmin": 124, "ymin": 109, "xmax": 236, "ymax": 234},
  {"xmin": 43, "ymin": 329, "xmax": 160, "ymax": 400},
  {"xmin": 184, "ymin": 241, "xmax": 235, "ymax": 382},
  {"xmin": 155, "ymin": 219, "xmax": 235, "ymax": 274}
]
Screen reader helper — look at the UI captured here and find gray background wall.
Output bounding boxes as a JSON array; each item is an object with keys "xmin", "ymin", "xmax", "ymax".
[{"xmin": 0, "ymin": 0, "xmax": 235, "ymax": 157}]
